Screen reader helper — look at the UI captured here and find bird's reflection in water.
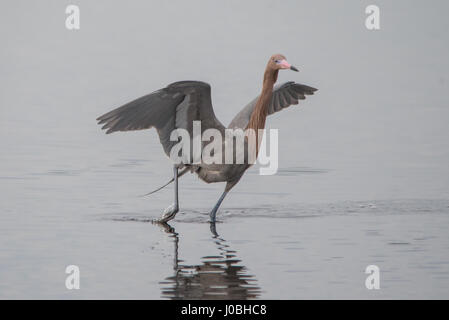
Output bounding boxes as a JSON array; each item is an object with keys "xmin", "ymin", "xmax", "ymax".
[{"xmin": 155, "ymin": 222, "xmax": 261, "ymax": 300}]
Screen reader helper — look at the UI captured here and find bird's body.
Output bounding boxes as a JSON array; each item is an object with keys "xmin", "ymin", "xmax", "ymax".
[{"xmin": 97, "ymin": 54, "xmax": 317, "ymax": 222}]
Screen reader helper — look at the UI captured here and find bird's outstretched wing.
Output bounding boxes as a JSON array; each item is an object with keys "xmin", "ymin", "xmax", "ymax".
[
  {"xmin": 97, "ymin": 81, "xmax": 225, "ymax": 156},
  {"xmin": 228, "ymin": 81, "xmax": 317, "ymax": 129}
]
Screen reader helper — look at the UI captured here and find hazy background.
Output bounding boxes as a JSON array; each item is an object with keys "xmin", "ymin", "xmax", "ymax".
[{"xmin": 1, "ymin": 0, "xmax": 448, "ymax": 299}]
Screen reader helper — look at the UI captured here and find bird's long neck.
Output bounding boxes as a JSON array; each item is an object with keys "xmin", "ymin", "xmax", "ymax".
[
  {"xmin": 246, "ymin": 67, "xmax": 278, "ymax": 153},
  {"xmin": 247, "ymin": 68, "xmax": 277, "ymax": 132}
]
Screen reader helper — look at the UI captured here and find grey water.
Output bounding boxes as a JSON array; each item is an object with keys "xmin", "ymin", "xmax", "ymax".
[{"xmin": 1, "ymin": 0, "xmax": 449, "ymax": 299}]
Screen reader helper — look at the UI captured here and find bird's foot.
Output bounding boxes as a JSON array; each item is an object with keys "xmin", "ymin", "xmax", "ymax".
[
  {"xmin": 209, "ymin": 221, "xmax": 218, "ymax": 237},
  {"xmin": 154, "ymin": 203, "xmax": 179, "ymax": 223}
]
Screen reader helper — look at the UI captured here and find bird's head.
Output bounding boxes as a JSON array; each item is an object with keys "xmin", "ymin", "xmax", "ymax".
[{"xmin": 268, "ymin": 54, "xmax": 298, "ymax": 72}]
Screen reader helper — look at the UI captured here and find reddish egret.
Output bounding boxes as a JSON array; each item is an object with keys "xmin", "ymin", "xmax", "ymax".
[{"xmin": 97, "ymin": 54, "xmax": 317, "ymax": 222}]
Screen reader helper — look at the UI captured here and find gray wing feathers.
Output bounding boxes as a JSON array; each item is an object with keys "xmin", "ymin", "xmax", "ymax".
[
  {"xmin": 228, "ymin": 81, "xmax": 317, "ymax": 129},
  {"xmin": 97, "ymin": 81, "xmax": 225, "ymax": 156},
  {"xmin": 97, "ymin": 90, "xmax": 182, "ymax": 134}
]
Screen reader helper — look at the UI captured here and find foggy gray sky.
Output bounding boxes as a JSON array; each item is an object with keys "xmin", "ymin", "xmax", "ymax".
[{"xmin": 1, "ymin": 0, "xmax": 449, "ymax": 202}]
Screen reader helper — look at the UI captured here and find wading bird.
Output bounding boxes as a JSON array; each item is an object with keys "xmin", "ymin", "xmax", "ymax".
[{"xmin": 97, "ymin": 54, "xmax": 317, "ymax": 223}]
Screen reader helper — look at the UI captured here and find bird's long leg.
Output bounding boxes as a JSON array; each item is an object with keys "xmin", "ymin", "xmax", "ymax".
[
  {"xmin": 209, "ymin": 190, "xmax": 228, "ymax": 222},
  {"xmin": 209, "ymin": 180, "xmax": 240, "ymax": 222},
  {"xmin": 155, "ymin": 166, "xmax": 179, "ymax": 223}
]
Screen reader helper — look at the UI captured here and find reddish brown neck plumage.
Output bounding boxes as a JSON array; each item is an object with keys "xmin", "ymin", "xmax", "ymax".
[{"xmin": 246, "ymin": 66, "xmax": 278, "ymax": 154}]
